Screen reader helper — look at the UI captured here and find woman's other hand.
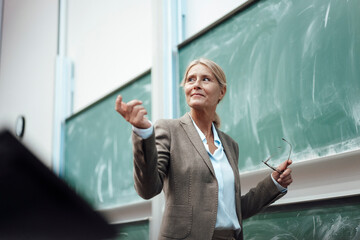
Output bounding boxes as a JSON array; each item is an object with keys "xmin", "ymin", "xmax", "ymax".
[
  {"xmin": 272, "ymin": 159, "xmax": 293, "ymax": 188},
  {"xmin": 115, "ymin": 95, "xmax": 151, "ymax": 129}
]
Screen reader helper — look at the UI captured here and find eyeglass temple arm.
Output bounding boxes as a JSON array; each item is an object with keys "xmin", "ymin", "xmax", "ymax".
[
  {"xmin": 262, "ymin": 159, "xmax": 284, "ymax": 174},
  {"xmin": 282, "ymin": 138, "xmax": 292, "ymax": 160}
]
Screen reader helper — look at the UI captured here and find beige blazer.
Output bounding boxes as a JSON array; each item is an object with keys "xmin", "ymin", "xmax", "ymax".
[{"xmin": 132, "ymin": 114, "xmax": 285, "ymax": 240}]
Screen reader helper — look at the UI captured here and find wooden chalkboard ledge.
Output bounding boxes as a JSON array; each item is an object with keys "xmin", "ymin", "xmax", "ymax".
[
  {"xmin": 240, "ymin": 149, "xmax": 360, "ymax": 205},
  {"xmin": 263, "ymin": 194, "xmax": 360, "ymax": 213},
  {"xmin": 98, "ymin": 200, "xmax": 151, "ymax": 224}
]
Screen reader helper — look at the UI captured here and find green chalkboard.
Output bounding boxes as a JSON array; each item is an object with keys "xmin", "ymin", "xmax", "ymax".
[
  {"xmin": 115, "ymin": 220, "xmax": 149, "ymax": 240},
  {"xmin": 64, "ymin": 71, "xmax": 151, "ymax": 208},
  {"xmin": 178, "ymin": 0, "xmax": 360, "ymax": 172},
  {"xmin": 243, "ymin": 195, "xmax": 360, "ymax": 239}
]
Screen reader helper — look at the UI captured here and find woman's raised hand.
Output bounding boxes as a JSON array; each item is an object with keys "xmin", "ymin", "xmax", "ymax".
[{"xmin": 115, "ymin": 95, "xmax": 151, "ymax": 129}]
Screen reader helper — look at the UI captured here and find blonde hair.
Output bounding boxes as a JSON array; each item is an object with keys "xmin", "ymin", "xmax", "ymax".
[{"xmin": 181, "ymin": 58, "xmax": 227, "ymax": 128}]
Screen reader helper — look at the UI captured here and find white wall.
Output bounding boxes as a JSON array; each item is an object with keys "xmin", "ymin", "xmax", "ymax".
[
  {"xmin": 65, "ymin": 0, "xmax": 244, "ymax": 113},
  {"xmin": 66, "ymin": 0, "xmax": 152, "ymax": 112},
  {"xmin": 184, "ymin": 0, "xmax": 247, "ymax": 38},
  {"xmin": 0, "ymin": 0, "xmax": 243, "ymax": 169},
  {"xmin": 0, "ymin": 0, "xmax": 58, "ymax": 167}
]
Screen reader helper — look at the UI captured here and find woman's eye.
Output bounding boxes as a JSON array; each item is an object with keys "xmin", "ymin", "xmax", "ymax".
[
  {"xmin": 203, "ymin": 78, "xmax": 210, "ymax": 81},
  {"xmin": 187, "ymin": 77, "xmax": 195, "ymax": 82}
]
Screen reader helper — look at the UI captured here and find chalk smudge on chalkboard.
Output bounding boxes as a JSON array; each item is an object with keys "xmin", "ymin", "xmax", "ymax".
[
  {"xmin": 322, "ymin": 216, "xmax": 352, "ymax": 239},
  {"xmin": 303, "ymin": 18, "xmax": 319, "ymax": 58},
  {"xmin": 277, "ymin": 137, "xmax": 360, "ymax": 165},
  {"xmin": 324, "ymin": 3, "xmax": 331, "ymax": 28},
  {"xmin": 312, "ymin": 55, "xmax": 316, "ymax": 103},
  {"xmin": 244, "ymin": 200, "xmax": 360, "ymax": 239},
  {"xmin": 95, "ymin": 158, "xmax": 106, "ymax": 203},
  {"xmin": 297, "ymin": 4, "xmax": 314, "ymax": 16},
  {"xmin": 354, "ymin": 224, "xmax": 360, "ymax": 240},
  {"xmin": 352, "ymin": 103, "xmax": 360, "ymax": 131},
  {"xmin": 107, "ymin": 157, "xmax": 114, "ymax": 198}
]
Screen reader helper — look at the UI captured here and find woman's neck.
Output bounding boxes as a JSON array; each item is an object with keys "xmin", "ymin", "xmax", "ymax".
[
  {"xmin": 189, "ymin": 109, "xmax": 218, "ymax": 154},
  {"xmin": 189, "ymin": 110, "xmax": 214, "ymax": 138}
]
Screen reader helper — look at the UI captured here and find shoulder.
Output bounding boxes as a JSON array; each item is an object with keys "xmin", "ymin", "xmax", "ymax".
[
  {"xmin": 217, "ymin": 129, "xmax": 237, "ymax": 144},
  {"xmin": 154, "ymin": 114, "xmax": 189, "ymax": 129},
  {"xmin": 153, "ymin": 118, "xmax": 182, "ymax": 136},
  {"xmin": 154, "ymin": 118, "xmax": 181, "ymax": 128},
  {"xmin": 217, "ymin": 128, "xmax": 239, "ymax": 151}
]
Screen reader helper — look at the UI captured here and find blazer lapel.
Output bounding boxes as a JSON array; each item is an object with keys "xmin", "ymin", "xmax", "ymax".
[
  {"xmin": 179, "ymin": 114, "xmax": 216, "ymax": 177},
  {"xmin": 217, "ymin": 130, "xmax": 241, "ymax": 189}
]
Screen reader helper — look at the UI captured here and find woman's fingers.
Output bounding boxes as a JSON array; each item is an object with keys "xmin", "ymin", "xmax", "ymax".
[
  {"xmin": 127, "ymin": 99, "xmax": 143, "ymax": 109},
  {"xmin": 122, "ymin": 99, "xmax": 143, "ymax": 120},
  {"xmin": 131, "ymin": 105, "xmax": 146, "ymax": 122},
  {"xmin": 115, "ymin": 95, "xmax": 142, "ymax": 119},
  {"xmin": 278, "ymin": 174, "xmax": 293, "ymax": 187},
  {"xmin": 115, "ymin": 95, "xmax": 128, "ymax": 118},
  {"xmin": 278, "ymin": 159, "xmax": 292, "ymax": 172},
  {"xmin": 273, "ymin": 159, "xmax": 293, "ymax": 188},
  {"xmin": 278, "ymin": 168, "xmax": 292, "ymax": 182},
  {"xmin": 272, "ymin": 160, "xmax": 291, "ymax": 178},
  {"xmin": 115, "ymin": 95, "xmax": 151, "ymax": 129}
]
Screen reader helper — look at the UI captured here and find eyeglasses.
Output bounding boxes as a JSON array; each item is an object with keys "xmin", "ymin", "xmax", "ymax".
[{"xmin": 262, "ymin": 138, "xmax": 292, "ymax": 174}]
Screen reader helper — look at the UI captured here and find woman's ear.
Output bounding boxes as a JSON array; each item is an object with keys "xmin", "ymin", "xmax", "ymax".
[{"xmin": 219, "ymin": 86, "xmax": 226, "ymax": 102}]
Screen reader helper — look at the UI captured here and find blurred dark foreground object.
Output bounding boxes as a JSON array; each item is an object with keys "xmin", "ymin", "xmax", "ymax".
[{"xmin": 0, "ymin": 130, "xmax": 116, "ymax": 240}]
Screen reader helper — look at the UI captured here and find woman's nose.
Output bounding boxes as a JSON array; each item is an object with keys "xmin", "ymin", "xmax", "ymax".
[{"xmin": 193, "ymin": 78, "xmax": 202, "ymax": 88}]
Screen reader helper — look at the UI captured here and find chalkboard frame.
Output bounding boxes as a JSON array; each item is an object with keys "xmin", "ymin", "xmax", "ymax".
[
  {"xmin": 63, "ymin": 69, "xmax": 152, "ymax": 209},
  {"xmin": 177, "ymin": 0, "xmax": 360, "ymax": 204},
  {"xmin": 66, "ymin": 69, "xmax": 151, "ymax": 122},
  {"xmin": 178, "ymin": 0, "xmax": 261, "ymax": 50},
  {"xmin": 259, "ymin": 194, "xmax": 360, "ymax": 214}
]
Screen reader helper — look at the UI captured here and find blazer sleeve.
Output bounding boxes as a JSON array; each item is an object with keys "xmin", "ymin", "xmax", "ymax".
[
  {"xmin": 227, "ymin": 137, "xmax": 286, "ymax": 220},
  {"xmin": 217, "ymin": 131, "xmax": 286, "ymax": 220},
  {"xmin": 240, "ymin": 175, "xmax": 286, "ymax": 219},
  {"xmin": 132, "ymin": 119, "xmax": 170, "ymax": 200}
]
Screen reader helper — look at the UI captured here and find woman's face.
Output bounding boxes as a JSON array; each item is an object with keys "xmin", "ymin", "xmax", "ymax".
[{"xmin": 184, "ymin": 63, "xmax": 226, "ymax": 112}]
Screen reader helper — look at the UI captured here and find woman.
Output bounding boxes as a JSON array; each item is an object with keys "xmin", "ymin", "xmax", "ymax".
[{"xmin": 115, "ymin": 58, "xmax": 293, "ymax": 240}]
